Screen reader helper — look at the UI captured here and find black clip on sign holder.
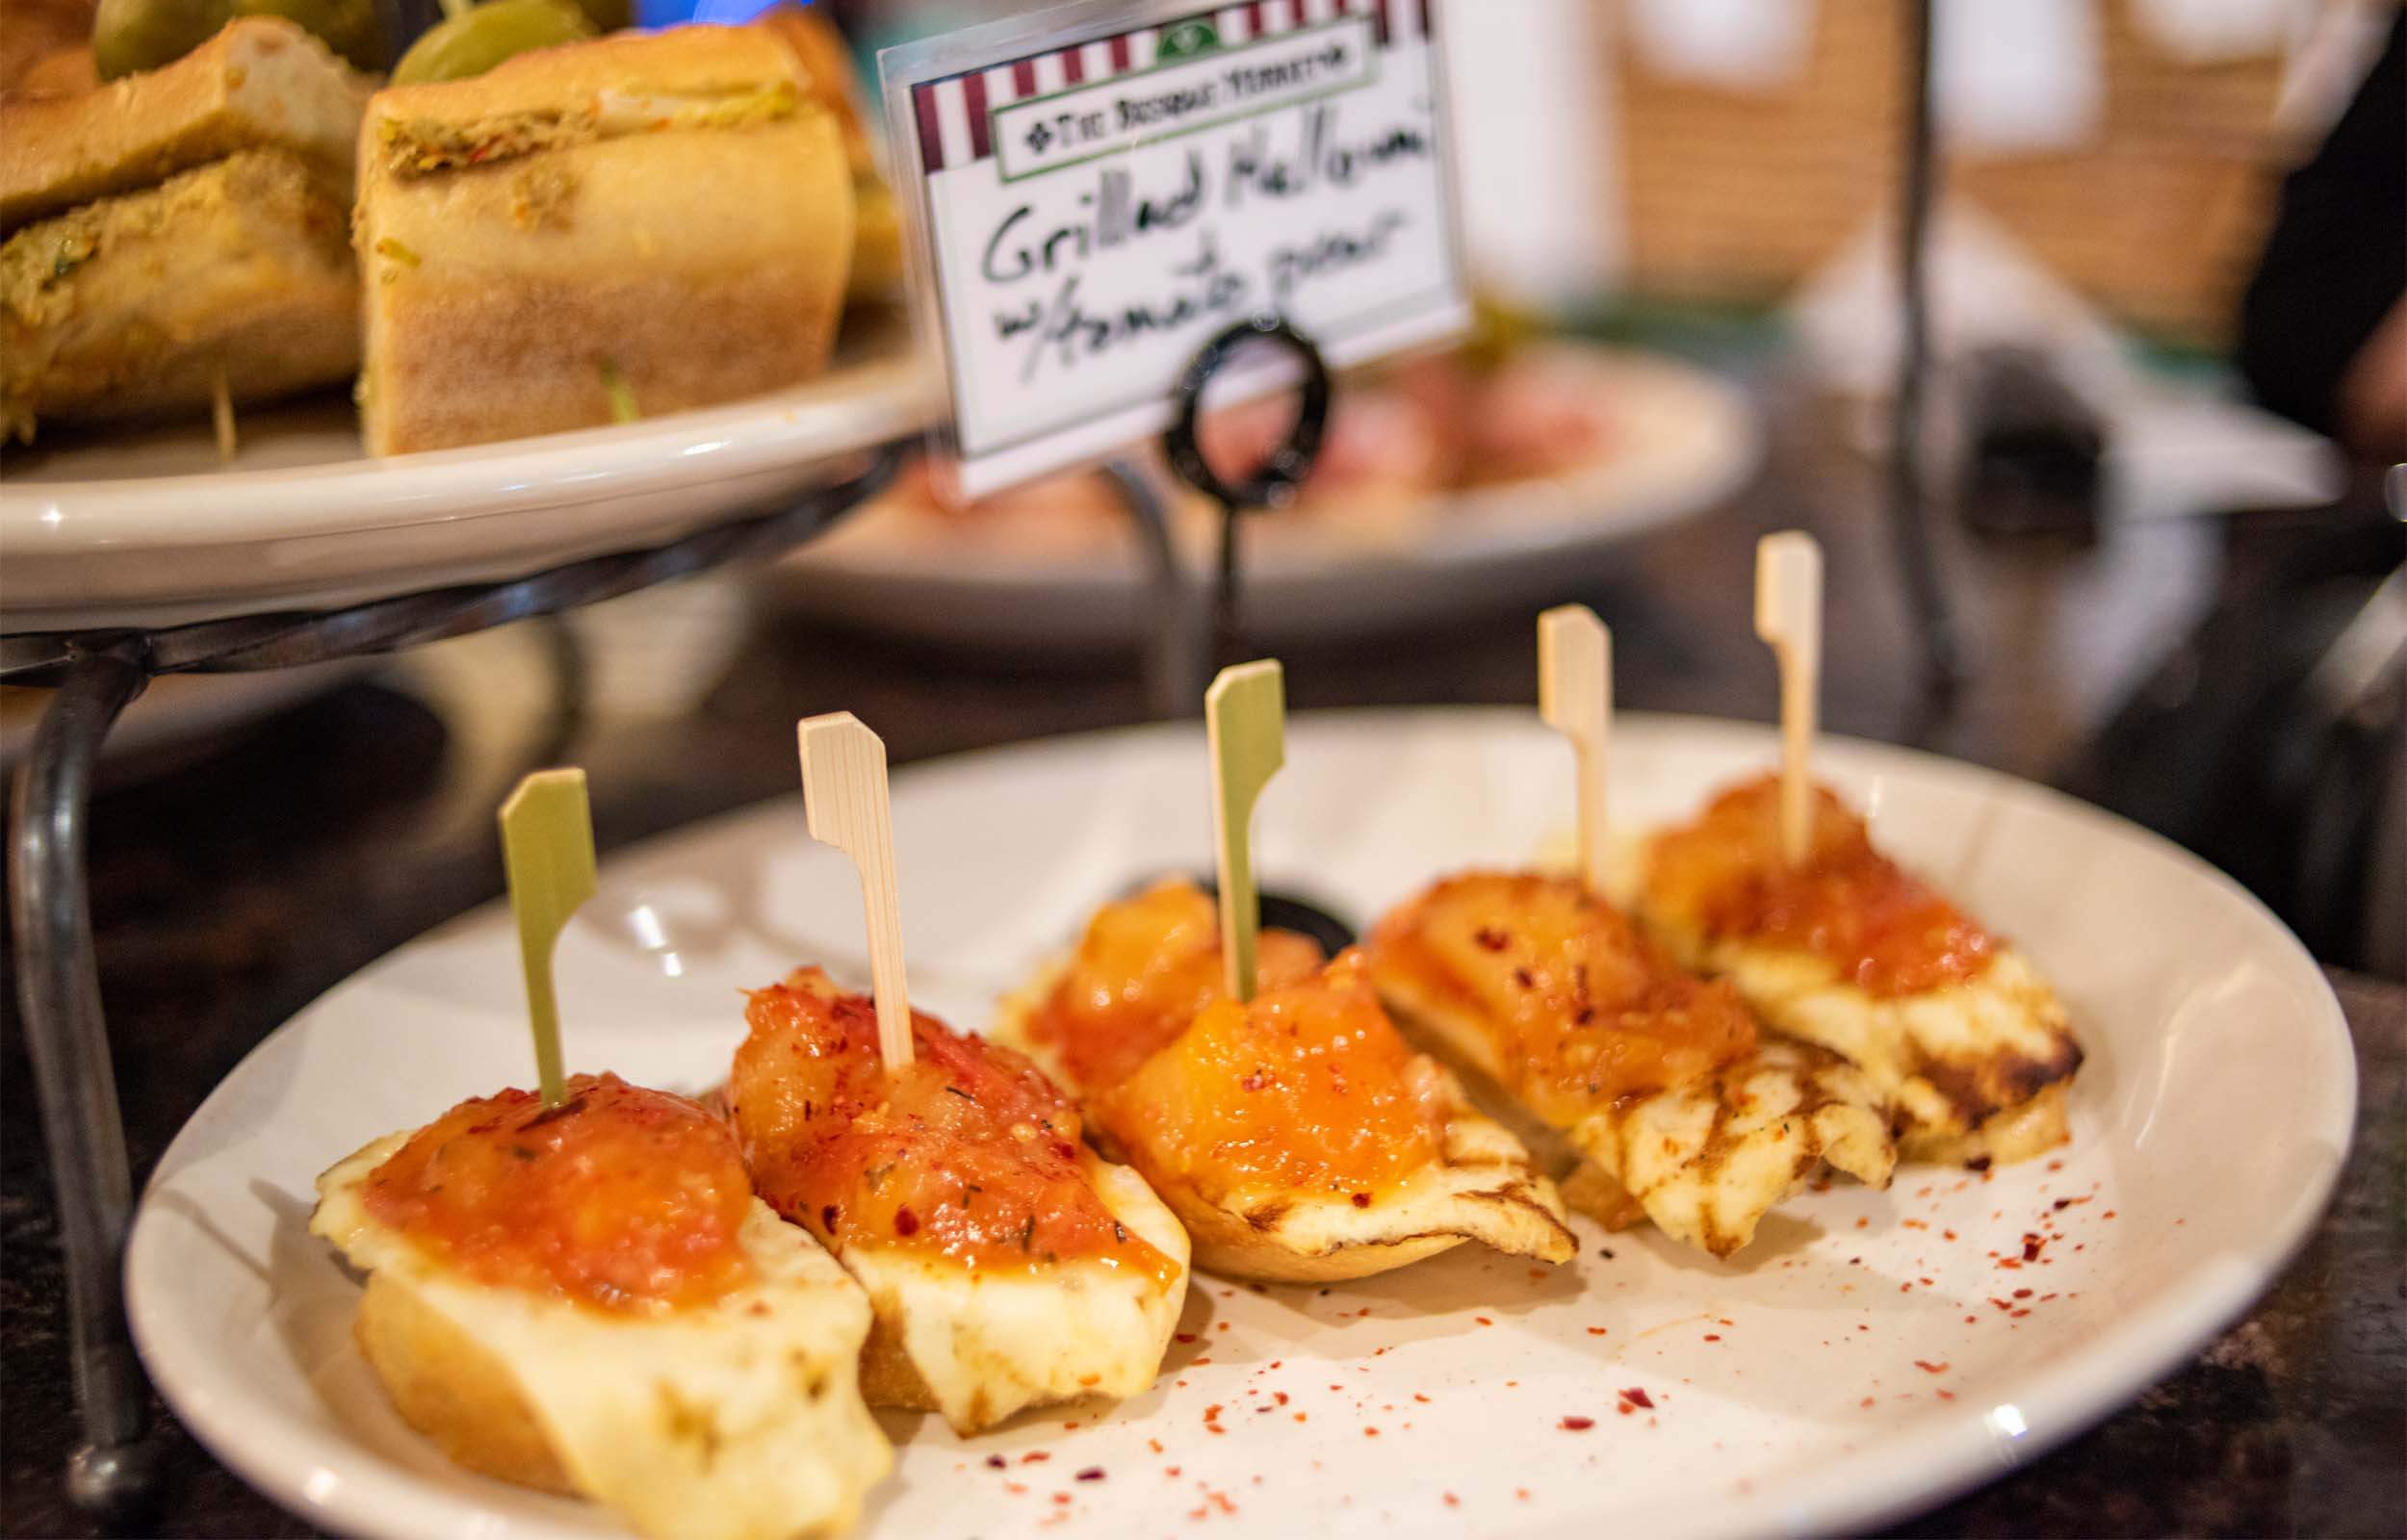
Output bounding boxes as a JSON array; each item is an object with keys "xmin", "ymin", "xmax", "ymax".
[{"xmin": 1157, "ymin": 313, "xmax": 1333, "ymax": 680}]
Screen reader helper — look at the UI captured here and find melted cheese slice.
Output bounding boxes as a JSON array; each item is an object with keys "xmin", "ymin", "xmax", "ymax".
[
  {"xmin": 314, "ymin": 1134, "xmax": 890, "ymax": 1540},
  {"xmin": 837, "ymin": 1149, "xmax": 1189, "ymax": 1434}
]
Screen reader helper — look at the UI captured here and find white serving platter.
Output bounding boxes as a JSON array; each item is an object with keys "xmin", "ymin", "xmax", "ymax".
[
  {"xmin": 770, "ymin": 348, "xmax": 1761, "ymax": 647},
  {"xmin": 125, "ymin": 709, "xmax": 2353, "ymax": 1540},
  {"xmin": 0, "ymin": 313, "xmax": 936, "ymax": 634}
]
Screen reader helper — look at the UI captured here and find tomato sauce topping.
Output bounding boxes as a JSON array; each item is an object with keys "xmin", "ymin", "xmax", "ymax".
[
  {"xmin": 1021, "ymin": 880, "xmax": 1325, "ymax": 1091},
  {"xmin": 1092, "ymin": 952, "xmax": 1447, "ymax": 1201},
  {"xmin": 1370, "ymin": 873, "xmax": 1757, "ymax": 1121},
  {"xmin": 362, "ymin": 1073, "xmax": 754, "ymax": 1311},
  {"xmin": 729, "ymin": 969, "xmax": 1178, "ymax": 1290},
  {"xmin": 1644, "ymin": 776, "xmax": 1996, "ymax": 996}
]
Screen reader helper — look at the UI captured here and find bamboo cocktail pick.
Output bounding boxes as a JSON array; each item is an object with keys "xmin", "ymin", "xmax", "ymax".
[
  {"xmin": 498, "ymin": 768, "xmax": 598, "ymax": 1107},
  {"xmin": 1539, "ymin": 604, "xmax": 1613, "ymax": 896},
  {"xmin": 1754, "ymin": 530, "xmax": 1825, "ymax": 866},
  {"xmin": 797, "ymin": 711, "xmax": 914, "ymax": 1069},
  {"xmin": 1205, "ymin": 659, "xmax": 1285, "ymax": 1002}
]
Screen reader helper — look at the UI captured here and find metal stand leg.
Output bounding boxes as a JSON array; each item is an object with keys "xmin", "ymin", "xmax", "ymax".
[
  {"xmin": 1890, "ymin": 0, "xmax": 1964, "ymax": 705},
  {"xmin": 1102, "ymin": 458, "xmax": 1204, "ymax": 719},
  {"xmin": 9, "ymin": 644, "xmax": 163, "ymax": 1522}
]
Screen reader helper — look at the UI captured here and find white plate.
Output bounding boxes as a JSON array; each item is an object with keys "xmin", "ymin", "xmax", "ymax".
[
  {"xmin": 770, "ymin": 349, "xmax": 1761, "ymax": 647},
  {"xmin": 0, "ymin": 313, "xmax": 935, "ymax": 634},
  {"xmin": 126, "ymin": 710, "xmax": 2353, "ymax": 1540}
]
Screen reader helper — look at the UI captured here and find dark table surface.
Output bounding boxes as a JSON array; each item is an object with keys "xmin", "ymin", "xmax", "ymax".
[{"xmin": 6, "ymin": 382, "xmax": 2403, "ymax": 1538}]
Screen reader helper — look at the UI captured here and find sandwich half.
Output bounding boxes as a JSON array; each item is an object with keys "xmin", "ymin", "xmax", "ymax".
[
  {"xmin": 1, "ymin": 16, "xmax": 368, "ymax": 441},
  {"xmin": 356, "ymin": 21, "xmax": 854, "ymax": 454}
]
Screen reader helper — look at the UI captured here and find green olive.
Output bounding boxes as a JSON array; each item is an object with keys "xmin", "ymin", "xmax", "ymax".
[
  {"xmin": 94, "ymin": 0, "xmax": 389, "ymax": 79},
  {"xmin": 236, "ymin": 0, "xmax": 390, "ymax": 72},
  {"xmin": 389, "ymin": 0, "xmax": 596, "ymax": 85},
  {"xmin": 562, "ymin": 0, "xmax": 628, "ymax": 33},
  {"xmin": 92, "ymin": 0, "xmax": 228, "ymax": 81}
]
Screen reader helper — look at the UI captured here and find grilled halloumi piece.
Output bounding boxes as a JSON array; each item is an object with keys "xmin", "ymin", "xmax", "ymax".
[
  {"xmin": 1634, "ymin": 776, "xmax": 2081, "ymax": 1166},
  {"xmin": 312, "ymin": 1077, "xmax": 890, "ymax": 1540},
  {"xmin": 997, "ymin": 881, "xmax": 1575, "ymax": 1284},
  {"xmin": 1368, "ymin": 872, "xmax": 1894, "ymax": 1258},
  {"xmin": 729, "ymin": 969, "xmax": 1188, "ymax": 1435}
]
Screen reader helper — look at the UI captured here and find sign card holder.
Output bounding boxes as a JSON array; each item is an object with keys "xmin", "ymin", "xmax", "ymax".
[{"xmin": 880, "ymin": 0, "xmax": 1470, "ymax": 500}]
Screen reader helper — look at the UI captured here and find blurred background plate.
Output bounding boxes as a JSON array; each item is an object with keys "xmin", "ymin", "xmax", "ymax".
[
  {"xmin": 766, "ymin": 346, "xmax": 1762, "ymax": 648},
  {"xmin": 0, "ymin": 311, "xmax": 934, "ymax": 635}
]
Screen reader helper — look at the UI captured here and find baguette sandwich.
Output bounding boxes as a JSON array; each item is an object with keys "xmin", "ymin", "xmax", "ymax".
[
  {"xmin": 1, "ymin": 16, "xmax": 369, "ymax": 442},
  {"xmin": 355, "ymin": 21, "xmax": 854, "ymax": 454}
]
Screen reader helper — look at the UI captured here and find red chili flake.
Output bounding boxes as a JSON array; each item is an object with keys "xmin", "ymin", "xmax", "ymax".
[
  {"xmin": 893, "ymin": 1206, "xmax": 919, "ymax": 1237},
  {"xmin": 1075, "ymin": 1468, "xmax": 1104, "ymax": 1482},
  {"xmin": 1703, "ymin": 1334, "xmax": 1721, "ymax": 1343},
  {"xmin": 1209, "ymin": 1492, "xmax": 1237, "ymax": 1515},
  {"xmin": 1919, "ymin": 1277, "xmax": 1934, "ymax": 1287},
  {"xmin": 1620, "ymin": 1387, "xmax": 1654, "ymax": 1409},
  {"xmin": 2103, "ymin": 1210, "xmax": 2118, "ymax": 1219},
  {"xmin": 1364, "ymin": 1427, "xmax": 1381, "ymax": 1437},
  {"xmin": 1963, "ymin": 1315, "xmax": 1979, "ymax": 1324},
  {"xmin": 1587, "ymin": 1326, "xmax": 1608, "ymax": 1336},
  {"xmin": 1175, "ymin": 1332, "xmax": 1197, "ymax": 1343},
  {"xmin": 2022, "ymin": 1234, "xmax": 2045, "ymax": 1262},
  {"xmin": 1857, "ymin": 1323, "xmax": 1871, "ymax": 1332},
  {"xmin": 1617, "ymin": 1402, "xmax": 1637, "ymax": 1417},
  {"xmin": 1443, "ymin": 1493, "xmax": 1461, "ymax": 1507},
  {"xmin": 2012, "ymin": 1288, "xmax": 2032, "ymax": 1299},
  {"xmin": 986, "ymin": 1454, "xmax": 1007, "ymax": 1470},
  {"xmin": 2047, "ymin": 1159, "xmax": 2065, "ymax": 1171},
  {"xmin": 1559, "ymin": 1416, "xmax": 1595, "ymax": 1431},
  {"xmin": 1192, "ymin": 1357, "xmax": 1213, "ymax": 1365},
  {"xmin": 2010, "ymin": 1308, "xmax": 2032, "ymax": 1319},
  {"xmin": 1412, "ymin": 1394, "xmax": 1430, "ymax": 1403},
  {"xmin": 1902, "ymin": 1219, "xmax": 1928, "ymax": 1231},
  {"xmin": 1005, "ymin": 1482, "xmax": 1027, "ymax": 1496},
  {"xmin": 1293, "ymin": 1413, "xmax": 1307, "ymax": 1423},
  {"xmin": 1937, "ymin": 1389, "xmax": 1956, "ymax": 1401},
  {"xmin": 1913, "ymin": 1360, "xmax": 1949, "ymax": 1373},
  {"xmin": 1050, "ymin": 1493, "xmax": 1071, "ymax": 1505},
  {"xmin": 1473, "ymin": 928, "xmax": 1509, "ymax": 951},
  {"xmin": 819, "ymin": 1203, "xmax": 839, "ymax": 1231},
  {"xmin": 1216, "ymin": 1322, "xmax": 1230, "ymax": 1333},
  {"xmin": 1966, "ymin": 1156, "xmax": 1992, "ymax": 1172},
  {"xmin": 1147, "ymin": 1438, "xmax": 1163, "ymax": 1454},
  {"xmin": 1942, "ymin": 1229, "xmax": 1958, "ymax": 1241},
  {"xmin": 1854, "ymin": 1217, "xmax": 1870, "ymax": 1229},
  {"xmin": 1166, "ymin": 1466, "xmax": 1181, "ymax": 1476},
  {"xmin": 1859, "ymin": 1396, "xmax": 1876, "ymax": 1407},
  {"xmin": 1475, "ymin": 1316, "xmax": 1494, "ymax": 1325},
  {"xmin": 1352, "ymin": 1192, "xmax": 1371, "ymax": 1208},
  {"xmin": 1022, "ymin": 1450, "xmax": 1050, "ymax": 1463},
  {"xmin": 1998, "ymin": 1257, "xmax": 2023, "ymax": 1270}
]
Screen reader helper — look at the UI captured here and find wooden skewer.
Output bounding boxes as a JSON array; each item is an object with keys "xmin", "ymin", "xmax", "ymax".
[
  {"xmin": 798, "ymin": 712, "xmax": 914, "ymax": 1070},
  {"xmin": 1754, "ymin": 530, "xmax": 1825, "ymax": 866},
  {"xmin": 1539, "ymin": 604, "xmax": 1613, "ymax": 896},
  {"xmin": 498, "ymin": 768, "xmax": 598, "ymax": 1106},
  {"xmin": 1204, "ymin": 659, "xmax": 1285, "ymax": 1002}
]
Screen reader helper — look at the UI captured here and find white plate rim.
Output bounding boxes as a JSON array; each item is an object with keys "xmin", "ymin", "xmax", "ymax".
[{"xmin": 123, "ymin": 708, "xmax": 2357, "ymax": 1540}]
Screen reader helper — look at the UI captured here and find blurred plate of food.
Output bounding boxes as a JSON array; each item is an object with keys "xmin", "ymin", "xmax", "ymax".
[
  {"xmin": 0, "ymin": 4, "xmax": 932, "ymax": 634},
  {"xmin": 768, "ymin": 337, "xmax": 1762, "ymax": 648}
]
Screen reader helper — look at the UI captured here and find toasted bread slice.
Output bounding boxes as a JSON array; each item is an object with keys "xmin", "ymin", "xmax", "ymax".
[
  {"xmin": 2, "ymin": 147, "xmax": 356, "ymax": 440},
  {"xmin": 356, "ymin": 24, "xmax": 853, "ymax": 454},
  {"xmin": 0, "ymin": 17, "xmax": 370, "ymax": 233}
]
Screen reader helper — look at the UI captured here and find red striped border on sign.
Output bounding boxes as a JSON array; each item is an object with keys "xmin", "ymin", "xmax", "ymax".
[{"xmin": 908, "ymin": 0, "xmax": 1424, "ymax": 174}]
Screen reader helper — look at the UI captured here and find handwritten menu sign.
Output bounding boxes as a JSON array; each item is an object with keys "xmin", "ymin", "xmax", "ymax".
[{"xmin": 881, "ymin": 0, "xmax": 1468, "ymax": 498}]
